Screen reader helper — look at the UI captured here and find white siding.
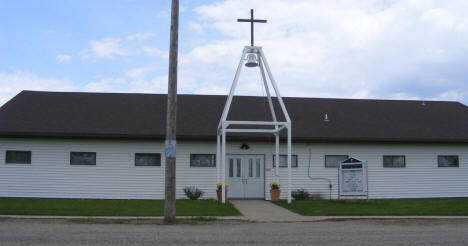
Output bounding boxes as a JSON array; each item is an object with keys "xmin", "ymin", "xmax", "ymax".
[
  {"xmin": 268, "ymin": 143, "xmax": 468, "ymax": 200},
  {"xmin": 0, "ymin": 138, "xmax": 467, "ymax": 200}
]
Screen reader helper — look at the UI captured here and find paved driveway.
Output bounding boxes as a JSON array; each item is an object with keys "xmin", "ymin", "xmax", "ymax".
[{"xmin": 1, "ymin": 219, "xmax": 468, "ymax": 246}]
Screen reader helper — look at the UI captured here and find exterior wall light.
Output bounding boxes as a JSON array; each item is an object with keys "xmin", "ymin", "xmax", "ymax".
[{"xmin": 240, "ymin": 143, "xmax": 250, "ymax": 150}]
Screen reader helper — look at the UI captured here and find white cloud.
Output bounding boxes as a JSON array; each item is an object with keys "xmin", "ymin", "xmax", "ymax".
[
  {"xmin": 156, "ymin": 10, "xmax": 169, "ymax": 18},
  {"xmin": 421, "ymin": 8, "xmax": 454, "ymax": 29},
  {"xmin": 0, "ymin": 71, "xmax": 78, "ymax": 105},
  {"xmin": 83, "ymin": 34, "xmax": 167, "ymax": 59},
  {"xmin": 188, "ymin": 21, "xmax": 204, "ymax": 34},
  {"xmin": 84, "ymin": 77, "xmax": 127, "ymax": 92},
  {"xmin": 0, "ymin": 68, "xmax": 168, "ymax": 106},
  {"xmin": 182, "ymin": 0, "xmax": 468, "ymax": 103},
  {"xmin": 123, "ymin": 67, "xmax": 149, "ymax": 79},
  {"xmin": 126, "ymin": 32, "xmax": 155, "ymax": 41},
  {"xmin": 84, "ymin": 67, "xmax": 167, "ymax": 94},
  {"xmin": 141, "ymin": 46, "xmax": 168, "ymax": 58},
  {"xmin": 431, "ymin": 90, "xmax": 465, "ymax": 102},
  {"xmin": 194, "ymin": 83, "xmax": 227, "ymax": 95},
  {"xmin": 129, "ymin": 75, "xmax": 168, "ymax": 94},
  {"xmin": 56, "ymin": 54, "xmax": 72, "ymax": 63},
  {"xmin": 89, "ymin": 38, "xmax": 124, "ymax": 58},
  {"xmin": 6, "ymin": 1, "xmax": 468, "ymax": 106}
]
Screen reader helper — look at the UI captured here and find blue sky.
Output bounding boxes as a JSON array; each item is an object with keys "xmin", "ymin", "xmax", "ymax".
[{"xmin": 1, "ymin": 0, "xmax": 468, "ymax": 105}]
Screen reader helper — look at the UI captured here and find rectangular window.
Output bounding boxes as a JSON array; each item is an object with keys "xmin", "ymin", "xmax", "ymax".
[
  {"xmin": 5, "ymin": 150, "xmax": 31, "ymax": 164},
  {"xmin": 272, "ymin": 155, "xmax": 298, "ymax": 168},
  {"xmin": 135, "ymin": 153, "xmax": 161, "ymax": 166},
  {"xmin": 70, "ymin": 152, "xmax": 96, "ymax": 165},
  {"xmin": 383, "ymin": 155, "xmax": 406, "ymax": 168},
  {"xmin": 438, "ymin": 155, "xmax": 459, "ymax": 167},
  {"xmin": 325, "ymin": 155, "xmax": 348, "ymax": 168},
  {"xmin": 190, "ymin": 154, "xmax": 216, "ymax": 167}
]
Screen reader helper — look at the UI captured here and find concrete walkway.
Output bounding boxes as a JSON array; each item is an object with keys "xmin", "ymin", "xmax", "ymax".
[
  {"xmin": 230, "ymin": 200, "xmax": 468, "ymax": 222},
  {"xmin": 230, "ymin": 200, "xmax": 303, "ymax": 222}
]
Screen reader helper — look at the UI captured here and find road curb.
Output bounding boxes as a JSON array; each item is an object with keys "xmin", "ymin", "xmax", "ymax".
[
  {"xmin": 1, "ymin": 215, "xmax": 468, "ymax": 222},
  {"xmin": 0, "ymin": 215, "xmax": 247, "ymax": 220},
  {"xmin": 306, "ymin": 216, "xmax": 468, "ymax": 221}
]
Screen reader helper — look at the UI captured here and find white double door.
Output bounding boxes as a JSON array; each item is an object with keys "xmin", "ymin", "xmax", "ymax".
[{"xmin": 226, "ymin": 155, "xmax": 264, "ymax": 199}]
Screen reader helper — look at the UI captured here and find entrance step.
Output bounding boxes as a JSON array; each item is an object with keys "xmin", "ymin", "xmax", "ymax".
[{"xmin": 230, "ymin": 200, "xmax": 303, "ymax": 222}]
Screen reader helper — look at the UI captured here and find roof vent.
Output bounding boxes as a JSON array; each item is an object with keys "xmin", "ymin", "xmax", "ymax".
[{"xmin": 323, "ymin": 113, "xmax": 330, "ymax": 122}]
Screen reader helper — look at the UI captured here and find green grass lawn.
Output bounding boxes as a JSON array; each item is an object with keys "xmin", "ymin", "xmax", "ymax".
[
  {"xmin": 274, "ymin": 198, "xmax": 468, "ymax": 216},
  {"xmin": 0, "ymin": 198, "xmax": 241, "ymax": 216}
]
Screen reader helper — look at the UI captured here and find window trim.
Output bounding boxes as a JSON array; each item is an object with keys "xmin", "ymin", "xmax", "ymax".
[
  {"xmin": 437, "ymin": 155, "xmax": 459, "ymax": 168},
  {"xmin": 5, "ymin": 150, "xmax": 32, "ymax": 164},
  {"xmin": 134, "ymin": 153, "xmax": 161, "ymax": 167},
  {"xmin": 190, "ymin": 154, "xmax": 216, "ymax": 167},
  {"xmin": 272, "ymin": 154, "xmax": 298, "ymax": 168},
  {"xmin": 70, "ymin": 152, "xmax": 97, "ymax": 166},
  {"xmin": 324, "ymin": 155, "xmax": 349, "ymax": 168},
  {"xmin": 383, "ymin": 155, "xmax": 406, "ymax": 168}
]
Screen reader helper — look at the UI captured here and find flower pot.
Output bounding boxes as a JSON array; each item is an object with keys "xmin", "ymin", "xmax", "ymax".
[
  {"xmin": 270, "ymin": 189, "xmax": 281, "ymax": 201},
  {"xmin": 217, "ymin": 189, "xmax": 227, "ymax": 202}
]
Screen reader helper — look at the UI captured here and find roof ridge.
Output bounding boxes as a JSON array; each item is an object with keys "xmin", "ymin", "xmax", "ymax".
[{"xmin": 18, "ymin": 90, "xmax": 462, "ymax": 104}]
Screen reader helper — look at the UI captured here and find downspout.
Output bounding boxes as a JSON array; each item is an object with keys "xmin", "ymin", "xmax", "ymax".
[{"xmin": 307, "ymin": 144, "xmax": 333, "ymax": 200}]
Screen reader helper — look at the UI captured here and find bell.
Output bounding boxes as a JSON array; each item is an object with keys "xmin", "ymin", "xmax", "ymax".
[{"xmin": 245, "ymin": 54, "xmax": 258, "ymax": 67}]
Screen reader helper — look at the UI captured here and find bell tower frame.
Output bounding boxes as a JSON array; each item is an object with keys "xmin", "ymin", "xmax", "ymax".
[{"xmin": 216, "ymin": 45, "xmax": 293, "ymax": 204}]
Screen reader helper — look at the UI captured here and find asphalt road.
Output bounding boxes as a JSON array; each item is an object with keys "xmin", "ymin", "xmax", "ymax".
[{"xmin": 1, "ymin": 218, "xmax": 468, "ymax": 245}]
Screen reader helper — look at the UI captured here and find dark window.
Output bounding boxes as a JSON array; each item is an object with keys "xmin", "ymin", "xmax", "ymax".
[
  {"xmin": 273, "ymin": 155, "xmax": 298, "ymax": 168},
  {"xmin": 190, "ymin": 154, "xmax": 216, "ymax": 167},
  {"xmin": 5, "ymin": 151, "xmax": 31, "ymax": 164},
  {"xmin": 135, "ymin": 153, "xmax": 161, "ymax": 166},
  {"xmin": 438, "ymin": 155, "xmax": 459, "ymax": 167},
  {"xmin": 70, "ymin": 152, "xmax": 96, "ymax": 165},
  {"xmin": 383, "ymin": 155, "xmax": 406, "ymax": 168},
  {"xmin": 325, "ymin": 155, "xmax": 348, "ymax": 168}
]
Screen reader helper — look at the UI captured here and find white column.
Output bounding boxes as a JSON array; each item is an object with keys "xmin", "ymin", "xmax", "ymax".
[
  {"xmin": 275, "ymin": 134, "xmax": 279, "ymax": 183},
  {"xmin": 216, "ymin": 134, "xmax": 221, "ymax": 184},
  {"xmin": 218, "ymin": 48, "xmax": 247, "ymax": 129},
  {"xmin": 258, "ymin": 48, "xmax": 291, "ymax": 123},
  {"xmin": 221, "ymin": 128, "xmax": 226, "ymax": 204},
  {"xmin": 287, "ymin": 125, "xmax": 292, "ymax": 203}
]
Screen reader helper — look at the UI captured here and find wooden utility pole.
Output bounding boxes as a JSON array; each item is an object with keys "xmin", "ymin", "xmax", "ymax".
[{"xmin": 164, "ymin": 0, "xmax": 179, "ymax": 223}]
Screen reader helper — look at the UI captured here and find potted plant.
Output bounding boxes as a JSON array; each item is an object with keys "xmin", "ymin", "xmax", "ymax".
[
  {"xmin": 270, "ymin": 181, "xmax": 281, "ymax": 201},
  {"xmin": 216, "ymin": 182, "xmax": 228, "ymax": 202}
]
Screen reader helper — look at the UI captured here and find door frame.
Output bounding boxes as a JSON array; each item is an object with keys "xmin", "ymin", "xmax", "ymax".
[{"xmin": 226, "ymin": 154, "xmax": 266, "ymax": 199}]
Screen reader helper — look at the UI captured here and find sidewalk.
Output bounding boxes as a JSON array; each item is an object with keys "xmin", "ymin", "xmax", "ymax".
[
  {"xmin": 229, "ymin": 200, "xmax": 468, "ymax": 222},
  {"xmin": 230, "ymin": 200, "xmax": 304, "ymax": 222}
]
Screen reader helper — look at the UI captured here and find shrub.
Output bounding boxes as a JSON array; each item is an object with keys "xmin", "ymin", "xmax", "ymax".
[
  {"xmin": 183, "ymin": 186, "xmax": 204, "ymax": 200},
  {"xmin": 292, "ymin": 189, "xmax": 310, "ymax": 200}
]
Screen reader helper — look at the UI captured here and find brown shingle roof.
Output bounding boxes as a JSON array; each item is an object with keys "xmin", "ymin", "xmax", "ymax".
[{"xmin": 0, "ymin": 90, "xmax": 467, "ymax": 143}]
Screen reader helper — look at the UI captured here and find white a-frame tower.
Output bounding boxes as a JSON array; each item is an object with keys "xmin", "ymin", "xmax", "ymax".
[{"xmin": 216, "ymin": 9, "xmax": 292, "ymax": 203}]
